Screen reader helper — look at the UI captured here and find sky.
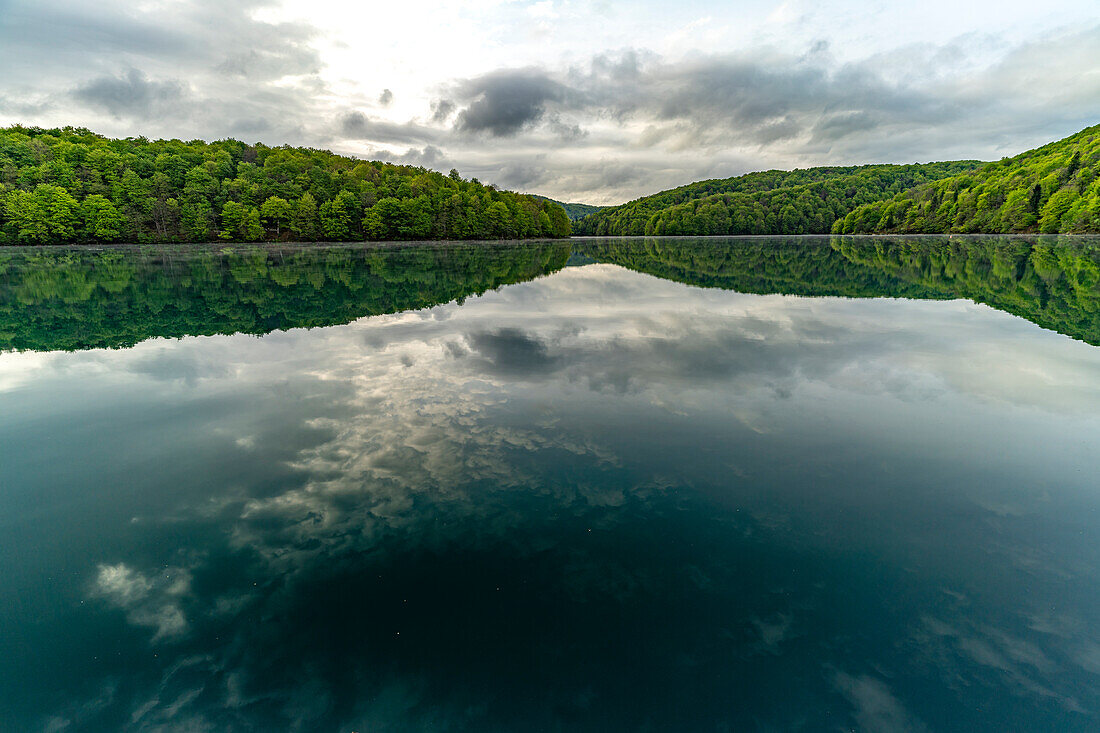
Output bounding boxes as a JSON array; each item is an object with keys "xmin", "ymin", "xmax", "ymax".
[{"xmin": 0, "ymin": 0, "xmax": 1098, "ymax": 204}]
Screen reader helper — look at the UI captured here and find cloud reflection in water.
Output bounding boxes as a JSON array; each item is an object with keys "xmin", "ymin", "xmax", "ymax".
[{"xmin": 2, "ymin": 258, "xmax": 1100, "ymax": 731}]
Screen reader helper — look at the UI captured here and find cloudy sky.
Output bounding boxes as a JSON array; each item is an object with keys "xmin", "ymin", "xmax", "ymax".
[{"xmin": 1, "ymin": 0, "xmax": 1098, "ymax": 203}]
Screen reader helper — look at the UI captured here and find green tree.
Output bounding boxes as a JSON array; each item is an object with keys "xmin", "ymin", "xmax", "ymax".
[
  {"xmin": 319, "ymin": 193, "xmax": 356, "ymax": 240},
  {"xmin": 546, "ymin": 203, "xmax": 571, "ymax": 238},
  {"xmin": 220, "ymin": 201, "xmax": 263, "ymax": 241},
  {"xmin": 292, "ymin": 192, "xmax": 318, "ymax": 239},
  {"xmin": 81, "ymin": 194, "xmax": 125, "ymax": 241},
  {"xmin": 4, "ymin": 185, "xmax": 80, "ymax": 243},
  {"xmin": 1039, "ymin": 189, "xmax": 1078, "ymax": 233},
  {"xmin": 260, "ymin": 196, "xmax": 292, "ymax": 236},
  {"xmin": 180, "ymin": 200, "xmax": 213, "ymax": 240}
]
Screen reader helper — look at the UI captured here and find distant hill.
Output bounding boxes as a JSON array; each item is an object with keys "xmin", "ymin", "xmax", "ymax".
[
  {"xmin": 0, "ymin": 125, "xmax": 571, "ymax": 245},
  {"xmin": 836, "ymin": 124, "xmax": 1100, "ymax": 234},
  {"xmin": 573, "ymin": 162, "xmax": 981, "ymax": 236},
  {"xmin": 529, "ymin": 195, "xmax": 604, "ymax": 221}
]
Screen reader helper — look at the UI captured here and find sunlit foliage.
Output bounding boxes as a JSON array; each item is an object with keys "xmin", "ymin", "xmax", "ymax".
[
  {"xmin": 573, "ymin": 162, "xmax": 980, "ymax": 236},
  {"xmin": 0, "ymin": 126, "xmax": 571, "ymax": 244},
  {"xmin": 836, "ymin": 125, "xmax": 1100, "ymax": 234}
]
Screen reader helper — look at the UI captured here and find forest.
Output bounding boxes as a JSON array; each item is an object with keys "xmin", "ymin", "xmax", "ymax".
[
  {"xmin": 0, "ymin": 126, "xmax": 572, "ymax": 245},
  {"xmin": 834, "ymin": 124, "xmax": 1100, "ymax": 234},
  {"xmin": 4, "ymin": 123, "xmax": 1100, "ymax": 245},
  {"xmin": 572, "ymin": 162, "xmax": 980, "ymax": 236},
  {"xmin": 530, "ymin": 196, "xmax": 605, "ymax": 221}
]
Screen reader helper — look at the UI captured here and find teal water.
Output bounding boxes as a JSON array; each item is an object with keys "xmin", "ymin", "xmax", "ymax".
[{"xmin": 2, "ymin": 236, "xmax": 1100, "ymax": 731}]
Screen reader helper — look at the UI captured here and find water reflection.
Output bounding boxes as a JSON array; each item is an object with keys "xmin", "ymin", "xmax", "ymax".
[
  {"xmin": 1, "ymin": 238, "xmax": 1099, "ymax": 731},
  {"xmin": 3, "ymin": 235, "xmax": 1099, "ymax": 351}
]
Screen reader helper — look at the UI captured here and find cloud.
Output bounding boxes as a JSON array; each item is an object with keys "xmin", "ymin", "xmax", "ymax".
[
  {"xmin": 0, "ymin": 0, "xmax": 328, "ymax": 143},
  {"xmin": 72, "ymin": 69, "xmax": 187, "ymax": 119},
  {"xmin": 339, "ymin": 110, "xmax": 439, "ymax": 145},
  {"xmin": 910, "ymin": 612, "xmax": 1090, "ymax": 713},
  {"xmin": 426, "ymin": 26, "xmax": 1100, "ymax": 201},
  {"xmin": 429, "ymin": 98, "xmax": 455, "ymax": 123},
  {"xmin": 378, "ymin": 88, "xmax": 393, "ymax": 106},
  {"xmin": 452, "ymin": 68, "xmax": 569, "ymax": 136}
]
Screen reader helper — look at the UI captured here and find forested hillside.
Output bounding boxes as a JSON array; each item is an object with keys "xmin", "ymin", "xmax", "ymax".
[
  {"xmin": 835, "ymin": 125, "xmax": 1100, "ymax": 234},
  {"xmin": 573, "ymin": 162, "xmax": 980, "ymax": 236},
  {"xmin": 530, "ymin": 195, "xmax": 604, "ymax": 221},
  {"xmin": 0, "ymin": 126, "xmax": 571, "ymax": 245}
]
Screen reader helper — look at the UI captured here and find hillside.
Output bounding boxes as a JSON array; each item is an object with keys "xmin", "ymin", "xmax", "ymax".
[
  {"xmin": 529, "ymin": 195, "xmax": 604, "ymax": 221},
  {"xmin": 0, "ymin": 126, "xmax": 571, "ymax": 245},
  {"xmin": 573, "ymin": 161, "xmax": 981, "ymax": 236},
  {"xmin": 836, "ymin": 125, "xmax": 1100, "ymax": 234}
]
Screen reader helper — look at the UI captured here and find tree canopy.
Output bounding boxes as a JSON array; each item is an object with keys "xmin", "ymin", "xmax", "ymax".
[
  {"xmin": 572, "ymin": 162, "xmax": 981, "ymax": 236},
  {"xmin": 0, "ymin": 126, "xmax": 571, "ymax": 245},
  {"xmin": 835, "ymin": 124, "xmax": 1100, "ymax": 234},
  {"xmin": 528, "ymin": 195, "xmax": 605, "ymax": 221}
]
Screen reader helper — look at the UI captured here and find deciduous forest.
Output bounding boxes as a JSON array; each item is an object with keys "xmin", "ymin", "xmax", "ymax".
[
  {"xmin": 0, "ymin": 126, "xmax": 572, "ymax": 245},
  {"xmin": 572, "ymin": 162, "xmax": 980, "ymax": 236},
  {"xmin": 834, "ymin": 125, "xmax": 1100, "ymax": 234}
]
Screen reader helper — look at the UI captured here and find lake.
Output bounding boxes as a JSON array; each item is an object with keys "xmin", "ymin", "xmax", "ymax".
[{"xmin": 2, "ymin": 236, "xmax": 1099, "ymax": 731}]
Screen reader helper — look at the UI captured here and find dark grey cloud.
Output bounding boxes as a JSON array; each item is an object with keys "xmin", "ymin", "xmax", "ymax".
[
  {"xmin": 0, "ymin": 0, "xmax": 189, "ymax": 61},
  {"xmin": 452, "ymin": 69, "xmax": 568, "ymax": 136},
  {"xmin": 378, "ymin": 88, "xmax": 393, "ymax": 106},
  {"xmin": 493, "ymin": 46, "xmax": 961, "ymax": 153},
  {"xmin": 72, "ymin": 69, "xmax": 187, "ymax": 118},
  {"xmin": 396, "ymin": 145, "xmax": 446, "ymax": 167},
  {"xmin": 636, "ymin": 54, "xmax": 954, "ymax": 148},
  {"xmin": 429, "ymin": 98, "xmax": 455, "ymax": 124}
]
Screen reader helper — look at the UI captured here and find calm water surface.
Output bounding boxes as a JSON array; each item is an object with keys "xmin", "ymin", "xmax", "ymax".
[{"xmin": 2, "ymin": 236, "xmax": 1100, "ymax": 731}]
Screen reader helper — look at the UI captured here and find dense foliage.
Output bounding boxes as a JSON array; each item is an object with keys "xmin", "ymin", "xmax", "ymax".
[
  {"xmin": 0, "ymin": 126, "xmax": 571, "ymax": 245},
  {"xmin": 530, "ymin": 196, "xmax": 604, "ymax": 221},
  {"xmin": 0, "ymin": 241, "xmax": 570, "ymax": 350},
  {"xmin": 573, "ymin": 162, "xmax": 980, "ymax": 236},
  {"xmin": 836, "ymin": 125, "xmax": 1100, "ymax": 234},
  {"xmin": 578, "ymin": 236, "xmax": 1100, "ymax": 345}
]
